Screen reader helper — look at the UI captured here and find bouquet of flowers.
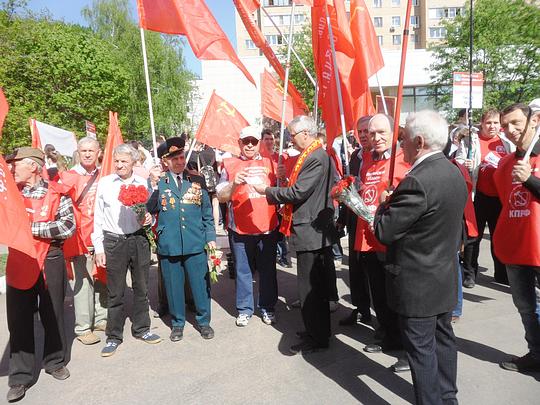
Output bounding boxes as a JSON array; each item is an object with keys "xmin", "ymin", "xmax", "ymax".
[
  {"xmin": 206, "ymin": 245, "xmax": 225, "ymax": 283},
  {"xmin": 331, "ymin": 176, "xmax": 374, "ymax": 224},
  {"xmin": 118, "ymin": 184, "xmax": 156, "ymax": 252}
]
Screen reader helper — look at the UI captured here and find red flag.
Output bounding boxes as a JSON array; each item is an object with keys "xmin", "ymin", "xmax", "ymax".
[
  {"xmin": 312, "ymin": 1, "xmax": 374, "ymax": 148},
  {"xmin": 29, "ymin": 119, "xmax": 42, "ymax": 149},
  {"xmin": 137, "ymin": 0, "xmax": 256, "ymax": 86},
  {"xmin": 195, "ymin": 91, "xmax": 249, "ymax": 156},
  {"xmin": 0, "ymin": 92, "xmax": 35, "ymax": 258},
  {"xmin": 234, "ymin": 0, "xmax": 308, "ymax": 113},
  {"xmin": 261, "ymin": 69, "xmax": 304, "ymax": 125},
  {"xmin": 350, "ymin": 0, "xmax": 384, "ymax": 79},
  {"xmin": 100, "ymin": 111, "xmax": 124, "ymax": 177},
  {"xmin": 0, "ymin": 88, "xmax": 7, "ymax": 140}
]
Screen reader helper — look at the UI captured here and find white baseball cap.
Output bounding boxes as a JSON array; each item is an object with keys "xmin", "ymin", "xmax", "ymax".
[
  {"xmin": 529, "ymin": 98, "xmax": 540, "ymax": 113},
  {"xmin": 239, "ymin": 126, "xmax": 261, "ymax": 140}
]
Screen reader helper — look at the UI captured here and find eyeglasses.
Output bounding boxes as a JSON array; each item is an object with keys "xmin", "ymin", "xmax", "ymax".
[
  {"xmin": 241, "ymin": 137, "xmax": 259, "ymax": 146},
  {"xmin": 289, "ymin": 129, "xmax": 305, "ymax": 137}
]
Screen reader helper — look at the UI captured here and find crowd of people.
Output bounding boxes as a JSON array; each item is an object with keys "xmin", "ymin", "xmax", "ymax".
[{"xmin": 2, "ymin": 101, "xmax": 540, "ymax": 403}]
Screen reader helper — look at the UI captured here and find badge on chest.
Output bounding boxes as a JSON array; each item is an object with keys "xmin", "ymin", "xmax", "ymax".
[{"xmin": 182, "ymin": 182, "xmax": 202, "ymax": 205}]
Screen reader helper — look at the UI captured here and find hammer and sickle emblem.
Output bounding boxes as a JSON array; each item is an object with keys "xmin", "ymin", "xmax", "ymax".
[
  {"xmin": 217, "ymin": 101, "xmax": 236, "ymax": 117},
  {"xmin": 275, "ymin": 82, "xmax": 285, "ymax": 95},
  {"xmin": 351, "ymin": 6, "xmax": 365, "ymax": 20}
]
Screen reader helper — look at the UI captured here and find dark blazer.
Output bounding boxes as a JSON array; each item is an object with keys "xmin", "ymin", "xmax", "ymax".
[
  {"xmin": 374, "ymin": 152, "xmax": 467, "ymax": 317},
  {"xmin": 266, "ymin": 146, "xmax": 337, "ymax": 252},
  {"xmin": 147, "ymin": 171, "xmax": 216, "ymax": 256}
]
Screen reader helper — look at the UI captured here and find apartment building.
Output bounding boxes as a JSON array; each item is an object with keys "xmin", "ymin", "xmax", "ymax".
[{"xmin": 235, "ymin": 0, "xmax": 466, "ymax": 55}]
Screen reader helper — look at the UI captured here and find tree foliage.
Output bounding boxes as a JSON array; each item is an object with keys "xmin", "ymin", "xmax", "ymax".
[
  {"xmin": 0, "ymin": 8, "xmax": 129, "ymax": 152},
  {"xmin": 82, "ymin": 0, "xmax": 194, "ymax": 143},
  {"xmin": 279, "ymin": 24, "xmax": 316, "ymax": 111},
  {"xmin": 430, "ymin": 0, "xmax": 540, "ymax": 117}
]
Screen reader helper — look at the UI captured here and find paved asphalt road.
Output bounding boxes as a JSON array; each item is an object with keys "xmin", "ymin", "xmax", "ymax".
[{"xmin": 0, "ymin": 235, "xmax": 539, "ymax": 404}]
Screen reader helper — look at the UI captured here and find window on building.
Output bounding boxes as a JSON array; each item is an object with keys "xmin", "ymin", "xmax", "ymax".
[
  {"xmin": 374, "ymin": 17, "xmax": 383, "ymax": 27},
  {"xmin": 392, "ymin": 16, "xmax": 401, "ymax": 26},
  {"xmin": 412, "ymin": 0, "xmax": 419, "ymax": 5},
  {"xmin": 294, "ymin": 14, "xmax": 305, "ymax": 24},
  {"xmin": 429, "ymin": 27, "xmax": 447, "ymax": 38},
  {"xmin": 428, "ymin": 7, "xmax": 464, "ymax": 19},
  {"xmin": 377, "ymin": 35, "xmax": 383, "ymax": 46},
  {"xmin": 410, "ymin": 15, "xmax": 419, "ymax": 27},
  {"xmin": 262, "ymin": 0, "xmax": 291, "ymax": 6},
  {"xmin": 392, "ymin": 34, "xmax": 401, "ymax": 45},
  {"xmin": 373, "ymin": 0, "xmax": 382, "ymax": 8},
  {"xmin": 245, "ymin": 39, "xmax": 256, "ymax": 50},
  {"xmin": 391, "ymin": 0, "xmax": 400, "ymax": 6},
  {"xmin": 410, "ymin": 33, "xmax": 420, "ymax": 44},
  {"xmin": 265, "ymin": 34, "xmax": 283, "ymax": 45}
]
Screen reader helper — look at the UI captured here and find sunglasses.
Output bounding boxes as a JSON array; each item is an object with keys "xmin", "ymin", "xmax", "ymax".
[{"xmin": 241, "ymin": 137, "xmax": 259, "ymax": 146}]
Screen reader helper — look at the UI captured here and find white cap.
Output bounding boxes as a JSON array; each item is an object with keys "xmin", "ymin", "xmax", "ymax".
[
  {"xmin": 529, "ymin": 98, "xmax": 540, "ymax": 113},
  {"xmin": 239, "ymin": 126, "xmax": 261, "ymax": 140}
]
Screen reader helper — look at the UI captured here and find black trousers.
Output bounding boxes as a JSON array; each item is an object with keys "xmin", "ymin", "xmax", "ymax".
[
  {"xmin": 399, "ymin": 312, "xmax": 458, "ymax": 405},
  {"xmin": 296, "ymin": 247, "xmax": 333, "ymax": 346},
  {"xmin": 104, "ymin": 231, "xmax": 151, "ymax": 344},
  {"xmin": 7, "ymin": 249, "xmax": 67, "ymax": 387},
  {"xmin": 471, "ymin": 191, "xmax": 507, "ymax": 283},
  {"xmin": 347, "ymin": 216, "xmax": 371, "ymax": 316},
  {"xmin": 360, "ymin": 252, "xmax": 401, "ymax": 347}
]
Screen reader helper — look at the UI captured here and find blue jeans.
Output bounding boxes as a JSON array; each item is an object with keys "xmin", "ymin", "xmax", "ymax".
[
  {"xmin": 231, "ymin": 230, "xmax": 278, "ymax": 316},
  {"xmin": 506, "ymin": 265, "xmax": 540, "ymax": 357},
  {"xmin": 453, "ymin": 253, "xmax": 463, "ymax": 317}
]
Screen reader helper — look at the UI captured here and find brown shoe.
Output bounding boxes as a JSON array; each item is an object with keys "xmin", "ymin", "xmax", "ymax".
[
  {"xmin": 77, "ymin": 331, "xmax": 101, "ymax": 345},
  {"xmin": 94, "ymin": 322, "xmax": 107, "ymax": 332}
]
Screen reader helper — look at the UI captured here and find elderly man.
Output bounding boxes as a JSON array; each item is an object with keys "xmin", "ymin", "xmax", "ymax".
[
  {"xmin": 147, "ymin": 137, "xmax": 216, "ymax": 341},
  {"xmin": 354, "ymin": 113, "xmax": 409, "ymax": 359},
  {"xmin": 61, "ymin": 137, "xmax": 107, "ymax": 345},
  {"xmin": 374, "ymin": 110, "xmax": 468, "ymax": 405},
  {"xmin": 495, "ymin": 103, "xmax": 540, "ymax": 372},
  {"xmin": 217, "ymin": 126, "xmax": 279, "ymax": 327},
  {"xmin": 253, "ymin": 116, "xmax": 337, "ymax": 354},
  {"xmin": 5, "ymin": 147, "xmax": 76, "ymax": 402},
  {"xmin": 92, "ymin": 144, "xmax": 161, "ymax": 357}
]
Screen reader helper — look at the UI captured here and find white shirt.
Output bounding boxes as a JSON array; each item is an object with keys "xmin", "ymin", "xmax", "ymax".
[
  {"xmin": 410, "ymin": 150, "xmax": 442, "ymax": 171},
  {"xmin": 91, "ymin": 173, "xmax": 148, "ymax": 254}
]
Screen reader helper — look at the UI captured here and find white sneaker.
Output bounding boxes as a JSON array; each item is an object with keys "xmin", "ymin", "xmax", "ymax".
[
  {"xmin": 261, "ymin": 310, "xmax": 276, "ymax": 325},
  {"xmin": 329, "ymin": 300, "xmax": 339, "ymax": 313},
  {"xmin": 236, "ymin": 313, "xmax": 251, "ymax": 327}
]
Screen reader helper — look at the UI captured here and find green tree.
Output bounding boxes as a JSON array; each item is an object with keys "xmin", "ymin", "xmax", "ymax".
[
  {"xmin": 0, "ymin": 9, "xmax": 129, "ymax": 152},
  {"xmin": 279, "ymin": 24, "xmax": 316, "ymax": 111},
  {"xmin": 430, "ymin": 0, "xmax": 540, "ymax": 118},
  {"xmin": 82, "ymin": 0, "xmax": 194, "ymax": 144}
]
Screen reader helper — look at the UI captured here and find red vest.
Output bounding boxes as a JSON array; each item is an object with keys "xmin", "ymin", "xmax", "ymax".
[
  {"xmin": 60, "ymin": 170, "xmax": 99, "ymax": 258},
  {"xmin": 452, "ymin": 160, "xmax": 479, "ymax": 238},
  {"xmin": 493, "ymin": 154, "xmax": 540, "ymax": 266},
  {"xmin": 476, "ymin": 135, "xmax": 508, "ymax": 196},
  {"xmin": 6, "ymin": 182, "xmax": 64, "ymax": 290},
  {"xmin": 224, "ymin": 157, "xmax": 279, "ymax": 235},
  {"xmin": 354, "ymin": 151, "xmax": 409, "ymax": 252}
]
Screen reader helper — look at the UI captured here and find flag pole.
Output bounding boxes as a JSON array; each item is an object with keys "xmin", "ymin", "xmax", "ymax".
[
  {"xmin": 324, "ymin": 3, "xmax": 350, "ymax": 175},
  {"xmin": 278, "ymin": 2, "xmax": 296, "ymax": 168},
  {"xmin": 375, "ymin": 73, "xmax": 388, "ymax": 115},
  {"xmin": 387, "ymin": 0, "xmax": 413, "ymax": 187},
  {"xmin": 466, "ymin": 0, "xmax": 474, "ymax": 162},
  {"xmin": 139, "ymin": 27, "xmax": 159, "ymax": 162},
  {"xmin": 185, "ymin": 138, "xmax": 197, "ymax": 165},
  {"xmin": 261, "ymin": 6, "xmax": 317, "ymax": 89},
  {"xmin": 313, "ymin": 80, "xmax": 319, "ymax": 125}
]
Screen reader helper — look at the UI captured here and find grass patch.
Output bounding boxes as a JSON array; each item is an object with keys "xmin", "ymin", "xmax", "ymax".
[{"xmin": 0, "ymin": 254, "xmax": 7, "ymax": 277}]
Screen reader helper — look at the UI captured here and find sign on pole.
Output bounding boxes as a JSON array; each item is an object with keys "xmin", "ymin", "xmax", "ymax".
[
  {"xmin": 452, "ymin": 72, "xmax": 484, "ymax": 109},
  {"xmin": 85, "ymin": 120, "xmax": 97, "ymax": 139}
]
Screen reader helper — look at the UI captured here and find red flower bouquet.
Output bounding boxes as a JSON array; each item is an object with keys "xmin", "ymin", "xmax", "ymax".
[
  {"xmin": 206, "ymin": 245, "xmax": 225, "ymax": 283},
  {"xmin": 331, "ymin": 176, "xmax": 374, "ymax": 224},
  {"xmin": 118, "ymin": 184, "xmax": 156, "ymax": 251}
]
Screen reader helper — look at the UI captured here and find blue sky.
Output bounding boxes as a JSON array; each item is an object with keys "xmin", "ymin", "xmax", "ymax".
[{"xmin": 27, "ymin": 0, "xmax": 237, "ymax": 77}]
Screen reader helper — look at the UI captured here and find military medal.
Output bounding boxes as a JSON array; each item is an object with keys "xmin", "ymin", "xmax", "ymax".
[
  {"xmin": 169, "ymin": 197, "xmax": 176, "ymax": 209},
  {"xmin": 161, "ymin": 194, "xmax": 167, "ymax": 211}
]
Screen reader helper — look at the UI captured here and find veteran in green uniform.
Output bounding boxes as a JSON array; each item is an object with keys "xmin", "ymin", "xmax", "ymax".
[{"xmin": 147, "ymin": 137, "xmax": 216, "ymax": 342}]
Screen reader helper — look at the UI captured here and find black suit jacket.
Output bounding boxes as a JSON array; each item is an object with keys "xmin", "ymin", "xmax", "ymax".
[
  {"xmin": 374, "ymin": 152, "xmax": 467, "ymax": 317},
  {"xmin": 266, "ymin": 147, "xmax": 337, "ymax": 252}
]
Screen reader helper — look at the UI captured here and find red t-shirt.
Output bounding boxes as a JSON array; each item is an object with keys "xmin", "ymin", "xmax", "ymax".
[{"xmin": 476, "ymin": 135, "xmax": 508, "ymax": 196}]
